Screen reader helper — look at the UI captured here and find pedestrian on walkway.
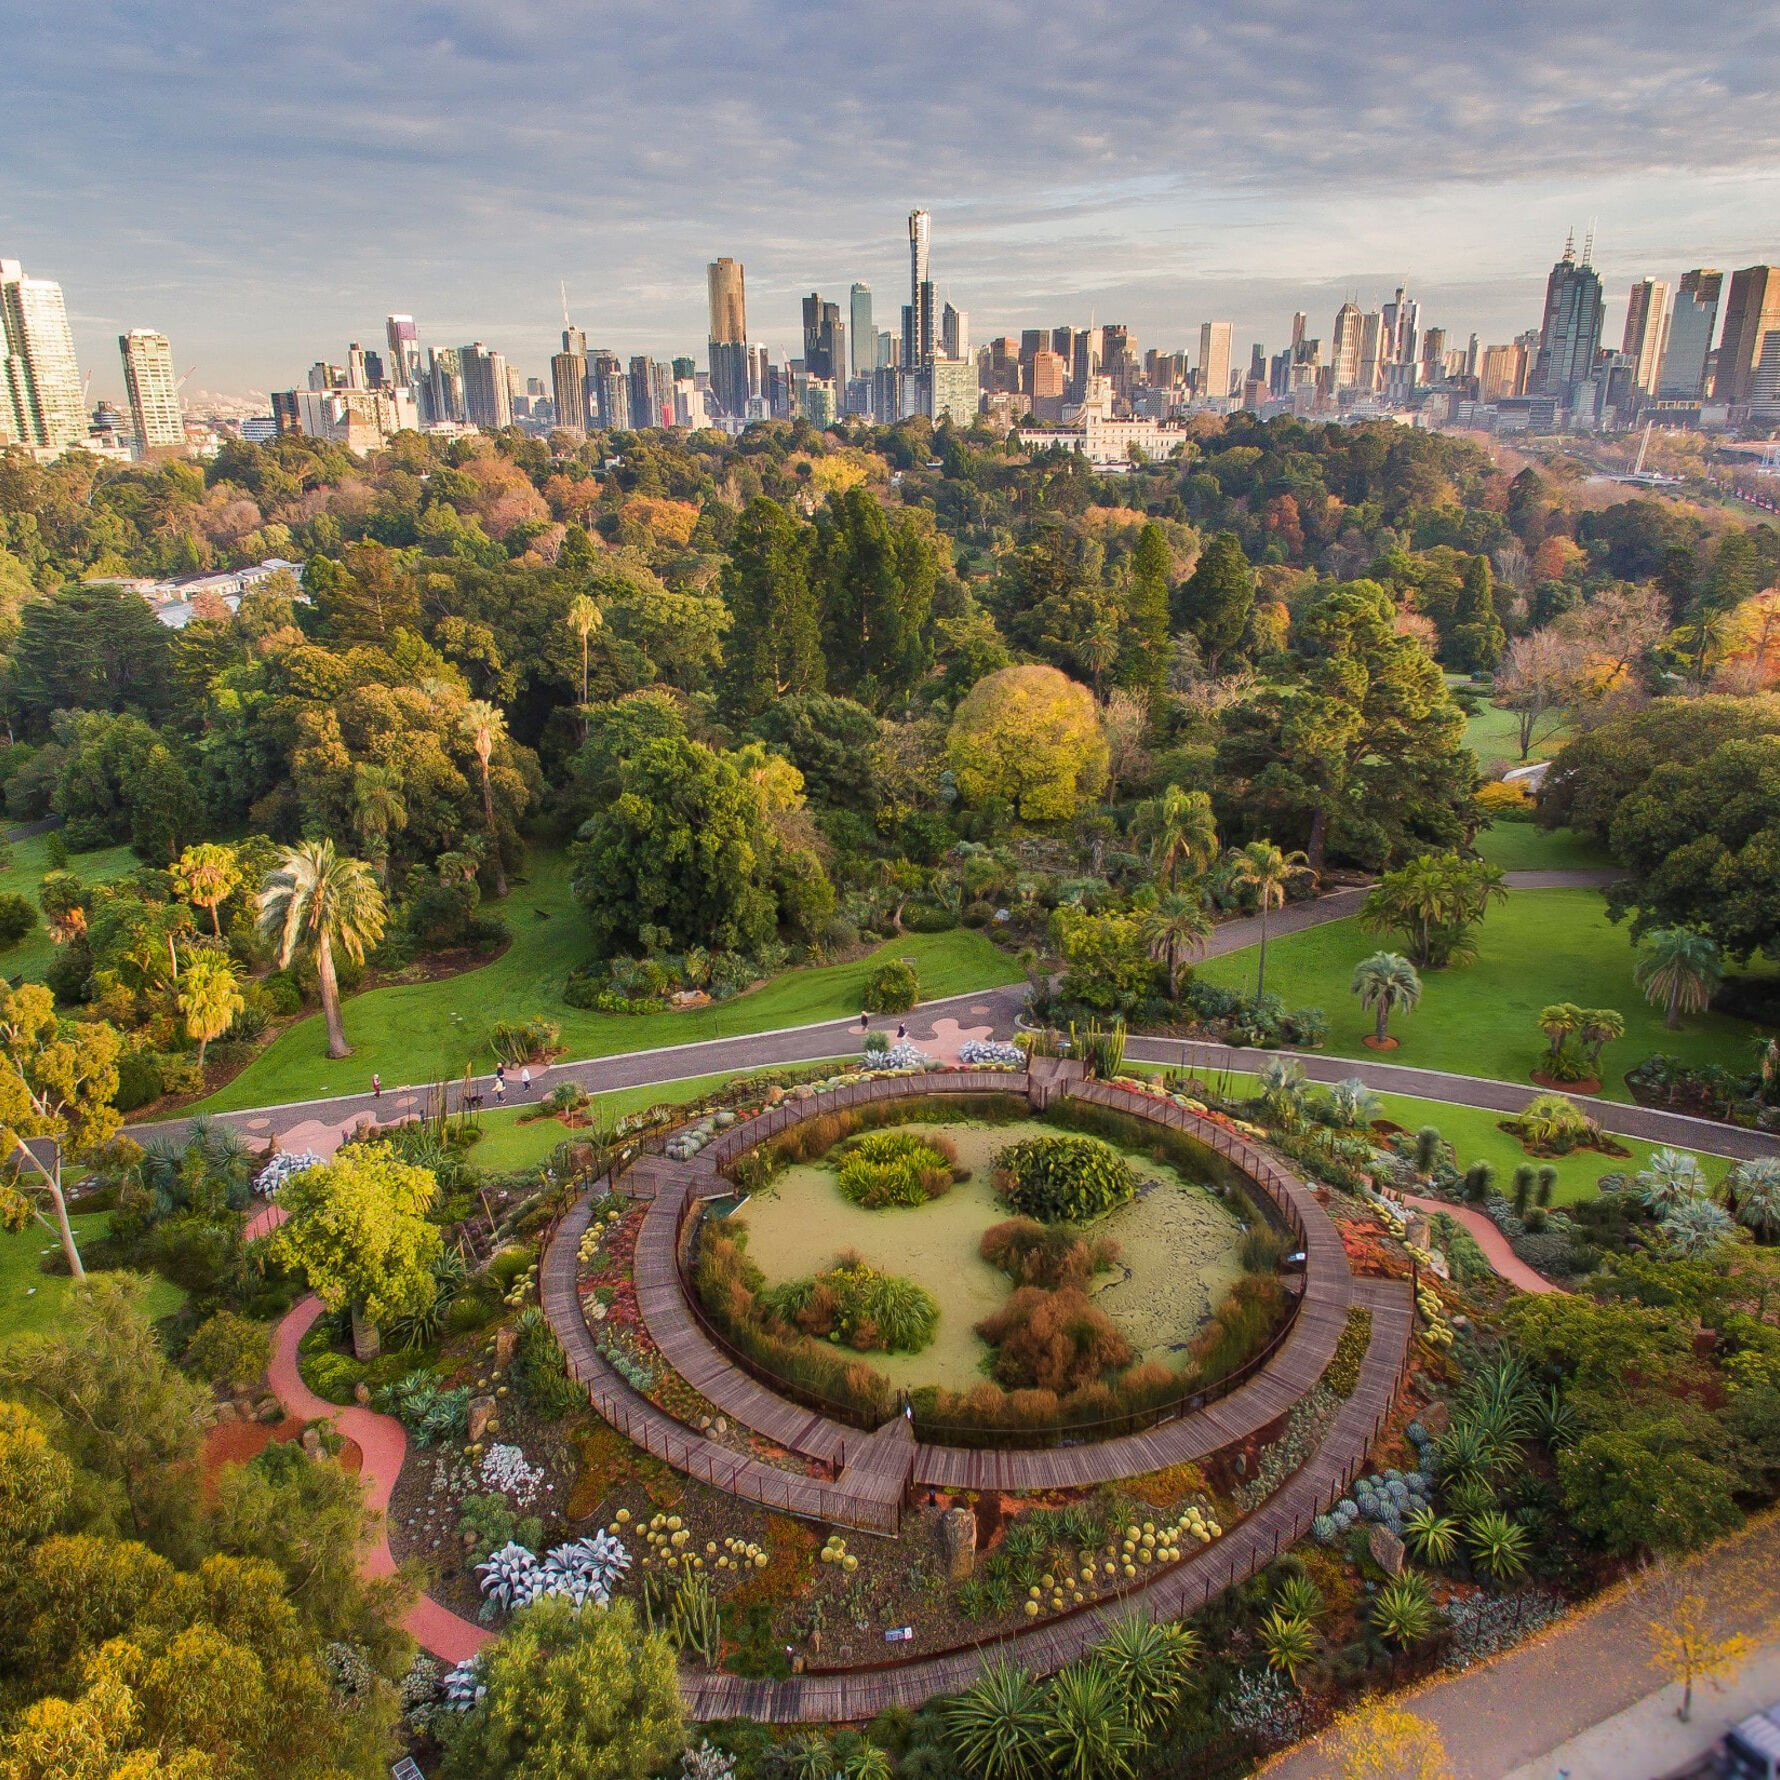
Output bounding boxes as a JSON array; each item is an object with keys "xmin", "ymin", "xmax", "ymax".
[
  {"xmin": 896, "ymin": 1021, "xmax": 906, "ymax": 1041},
  {"xmin": 371, "ymin": 1072, "xmax": 381, "ymax": 1100},
  {"xmin": 520, "ymin": 1066, "xmax": 531, "ymax": 1095},
  {"xmin": 495, "ymin": 1062, "xmax": 506, "ymax": 1091},
  {"xmin": 493, "ymin": 1075, "xmax": 506, "ymax": 1105},
  {"xmin": 859, "ymin": 1010, "xmax": 869, "ymax": 1031}
]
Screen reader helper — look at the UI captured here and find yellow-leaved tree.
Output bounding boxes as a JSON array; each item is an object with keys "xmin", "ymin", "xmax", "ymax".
[{"xmin": 947, "ymin": 664, "xmax": 1108, "ymax": 823}]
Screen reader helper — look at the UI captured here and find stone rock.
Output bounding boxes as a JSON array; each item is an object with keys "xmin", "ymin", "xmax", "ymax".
[
  {"xmin": 1420, "ymin": 1400, "xmax": 1451, "ymax": 1437},
  {"xmin": 463, "ymin": 1530, "xmax": 478, "ymax": 1549},
  {"xmin": 300, "ymin": 1428, "xmax": 324, "ymax": 1459},
  {"xmin": 257, "ymin": 1401, "xmax": 283, "ymax": 1425},
  {"xmin": 1369, "ymin": 1524, "xmax": 1406, "ymax": 1576},
  {"xmin": 213, "ymin": 1400, "xmax": 239, "ymax": 1423},
  {"xmin": 354, "ymin": 1381, "xmax": 373, "ymax": 1406},
  {"xmin": 495, "ymin": 1326, "xmax": 518, "ymax": 1369},
  {"xmin": 698, "ymin": 1416, "xmax": 713, "ymax": 1433},
  {"xmin": 940, "ymin": 1506, "xmax": 977, "ymax": 1582},
  {"xmin": 467, "ymin": 1396, "xmax": 498, "ymax": 1443},
  {"xmin": 712, "ymin": 1417, "xmax": 727, "ymax": 1437}
]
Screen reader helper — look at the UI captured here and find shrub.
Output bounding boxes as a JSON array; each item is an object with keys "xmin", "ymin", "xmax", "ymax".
[
  {"xmin": 376, "ymin": 1371, "xmax": 474, "ymax": 1444},
  {"xmin": 1280, "ymin": 1006, "xmax": 1328, "ymax": 1048},
  {"xmin": 833, "ymin": 1129, "xmax": 958, "ymax": 1208},
  {"xmin": 0, "ymin": 892, "xmax": 36, "ymax": 951},
  {"xmin": 1510, "ymin": 1093, "xmax": 1597, "ymax": 1154},
  {"xmin": 491, "ymin": 1018, "xmax": 561, "ymax": 1066},
  {"xmin": 975, "ymin": 1286, "xmax": 1133, "ymax": 1392},
  {"xmin": 902, "ymin": 902, "xmax": 957, "ymax": 933},
  {"xmin": 185, "ymin": 1310, "xmax": 271, "ymax": 1388},
  {"xmin": 761, "ymin": 1252, "xmax": 939, "ymax": 1354},
  {"xmin": 979, "ymin": 1218, "xmax": 1119, "ymax": 1289},
  {"xmin": 862, "ymin": 959, "xmax": 920, "ymax": 1013},
  {"xmin": 993, "ymin": 1134, "xmax": 1135, "ymax": 1222},
  {"xmin": 510, "ymin": 1306, "xmax": 583, "ymax": 1419},
  {"xmin": 114, "ymin": 1051, "xmax": 165, "ymax": 1113},
  {"xmin": 1191, "ymin": 1274, "xmax": 1287, "ymax": 1384},
  {"xmin": 1323, "ymin": 1306, "xmax": 1372, "ymax": 1397}
]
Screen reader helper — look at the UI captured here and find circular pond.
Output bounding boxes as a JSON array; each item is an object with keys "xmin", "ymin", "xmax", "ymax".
[{"xmin": 724, "ymin": 1118, "xmax": 1247, "ymax": 1392}]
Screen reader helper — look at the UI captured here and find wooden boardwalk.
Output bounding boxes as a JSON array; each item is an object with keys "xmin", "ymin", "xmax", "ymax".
[
  {"xmin": 623, "ymin": 1073, "xmax": 1357, "ymax": 1493},
  {"xmin": 678, "ymin": 1276, "xmax": 1415, "ymax": 1722}
]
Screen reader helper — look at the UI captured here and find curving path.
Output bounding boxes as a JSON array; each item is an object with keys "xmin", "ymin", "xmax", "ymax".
[
  {"xmin": 268, "ymin": 1295, "xmax": 489, "ymax": 1665},
  {"xmin": 1401, "ymin": 1193, "xmax": 1565, "ymax": 1295}
]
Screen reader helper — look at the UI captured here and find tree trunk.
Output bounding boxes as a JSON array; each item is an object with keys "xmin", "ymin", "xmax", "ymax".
[
  {"xmin": 1255, "ymin": 905, "xmax": 1269, "ymax": 1005},
  {"xmin": 350, "ymin": 1301, "xmax": 381, "ymax": 1361},
  {"xmin": 481, "ymin": 767, "xmax": 509, "ymax": 899},
  {"xmin": 1376, "ymin": 1001, "xmax": 1390, "ymax": 1044},
  {"xmin": 1306, "ymin": 807, "xmax": 1328, "ymax": 873},
  {"xmin": 1666, "ymin": 980, "xmax": 1681, "ymax": 1030},
  {"xmin": 209, "ymin": 901, "xmax": 222, "ymax": 938},
  {"xmin": 45, "ymin": 1176, "xmax": 84, "ymax": 1281},
  {"xmin": 317, "ymin": 929, "xmax": 351, "ymax": 1059},
  {"xmin": 197, "ymin": 1035, "xmax": 209, "ymax": 1068}
]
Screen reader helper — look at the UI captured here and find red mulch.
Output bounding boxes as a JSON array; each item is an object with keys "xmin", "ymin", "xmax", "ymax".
[{"xmin": 199, "ymin": 1415, "xmax": 363, "ymax": 1502}]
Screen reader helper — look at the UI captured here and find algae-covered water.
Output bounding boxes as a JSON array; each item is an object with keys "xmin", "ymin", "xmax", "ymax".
[{"xmin": 728, "ymin": 1119, "xmax": 1247, "ymax": 1391}]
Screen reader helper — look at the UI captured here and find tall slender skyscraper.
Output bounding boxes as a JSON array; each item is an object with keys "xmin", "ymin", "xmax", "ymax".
[
  {"xmin": 1330, "ymin": 301, "xmax": 1363, "ymax": 389},
  {"xmin": 1621, "ymin": 280, "xmax": 1669, "ymax": 394},
  {"xmin": 1658, "ymin": 269, "xmax": 1723, "ymax": 400},
  {"xmin": 1533, "ymin": 234, "xmax": 1604, "ymax": 402},
  {"xmin": 1716, "ymin": 267, "xmax": 1780, "ymax": 406},
  {"xmin": 385, "ymin": 315, "xmax": 421, "ymax": 388},
  {"xmin": 1, "ymin": 258, "xmax": 86, "ymax": 451},
  {"xmin": 849, "ymin": 284, "xmax": 874, "ymax": 380},
  {"xmin": 118, "ymin": 328, "xmax": 183, "ymax": 451},
  {"xmin": 551, "ymin": 319, "xmax": 589, "ymax": 435},
  {"xmin": 1197, "ymin": 322, "xmax": 1233, "ymax": 402},
  {"xmin": 903, "ymin": 210, "xmax": 935, "ymax": 368},
  {"xmin": 706, "ymin": 257, "xmax": 751, "ymax": 419},
  {"xmin": 460, "ymin": 343, "xmax": 512, "ymax": 429}
]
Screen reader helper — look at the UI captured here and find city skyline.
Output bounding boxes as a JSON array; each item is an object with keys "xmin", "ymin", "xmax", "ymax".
[{"xmin": 5, "ymin": 0, "xmax": 1777, "ymax": 397}]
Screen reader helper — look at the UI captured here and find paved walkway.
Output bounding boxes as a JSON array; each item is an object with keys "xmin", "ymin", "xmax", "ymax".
[
  {"xmin": 268, "ymin": 1295, "xmax": 489, "ymax": 1665},
  {"xmin": 1401, "ymin": 1194, "xmax": 1564, "ymax": 1295},
  {"xmin": 1263, "ymin": 1514, "xmax": 1780, "ymax": 1780}
]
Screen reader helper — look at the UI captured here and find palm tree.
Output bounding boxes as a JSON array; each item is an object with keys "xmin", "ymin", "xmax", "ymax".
[
  {"xmin": 1135, "ymin": 785, "xmax": 1218, "ymax": 889},
  {"xmin": 1634, "ymin": 928, "xmax": 1723, "ymax": 1030},
  {"xmin": 351, "ymin": 763, "xmax": 407, "ymax": 886},
  {"xmin": 1351, "ymin": 951, "xmax": 1422, "ymax": 1047},
  {"xmin": 461, "ymin": 699, "xmax": 509, "ymax": 899},
  {"xmin": 1578, "ymin": 1006, "xmax": 1625, "ymax": 1074},
  {"xmin": 171, "ymin": 842, "xmax": 240, "ymax": 938},
  {"xmin": 1635, "ymin": 1147, "xmax": 1708, "ymax": 1216},
  {"xmin": 257, "ymin": 841, "xmax": 387, "ymax": 1060},
  {"xmin": 1079, "ymin": 619, "xmax": 1119, "ymax": 700},
  {"xmin": 1139, "ymin": 889, "xmax": 1212, "ymax": 1000},
  {"xmin": 1728, "ymin": 1156, "xmax": 1780, "ymax": 1243},
  {"xmin": 1226, "ymin": 839, "xmax": 1314, "ymax": 1003},
  {"xmin": 567, "ymin": 592, "xmax": 603, "ymax": 724},
  {"xmin": 177, "ymin": 951, "xmax": 243, "ymax": 1069},
  {"xmin": 1663, "ymin": 1197, "xmax": 1735, "ymax": 1258}
]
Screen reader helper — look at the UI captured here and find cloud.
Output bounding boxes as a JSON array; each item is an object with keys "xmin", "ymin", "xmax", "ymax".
[{"xmin": 3, "ymin": 0, "xmax": 1777, "ymax": 392}]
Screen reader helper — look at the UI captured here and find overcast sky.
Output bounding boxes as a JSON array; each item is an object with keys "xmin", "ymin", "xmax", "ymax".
[{"xmin": 6, "ymin": 0, "xmax": 1778, "ymax": 404}]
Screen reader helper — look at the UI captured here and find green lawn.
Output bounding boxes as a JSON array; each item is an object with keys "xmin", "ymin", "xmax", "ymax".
[
  {"xmin": 0, "ymin": 831, "xmax": 138, "ymax": 985},
  {"xmin": 187, "ymin": 849, "xmax": 1022, "ymax": 1115},
  {"xmin": 1136, "ymin": 1066, "xmax": 1738, "ymax": 1209},
  {"xmin": 1195, "ymin": 888, "xmax": 1764, "ymax": 1101},
  {"xmin": 1465, "ymin": 701, "xmax": 1568, "ymax": 769},
  {"xmin": 0, "ymin": 1211, "xmax": 186, "ymax": 1348},
  {"xmin": 1472, "ymin": 824, "xmax": 1614, "ymax": 873}
]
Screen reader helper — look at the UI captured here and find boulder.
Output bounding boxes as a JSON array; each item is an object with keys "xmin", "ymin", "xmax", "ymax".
[
  {"xmin": 1419, "ymin": 1400, "xmax": 1451, "ymax": 1437},
  {"xmin": 1368, "ymin": 1524, "xmax": 1406, "ymax": 1577},
  {"xmin": 300, "ymin": 1427, "xmax": 324, "ymax": 1459},
  {"xmin": 213, "ymin": 1400, "xmax": 239, "ymax": 1424},
  {"xmin": 940, "ymin": 1506, "xmax": 977, "ymax": 1582},
  {"xmin": 353, "ymin": 1381, "xmax": 373, "ymax": 1406},
  {"xmin": 495, "ymin": 1326, "xmax": 518, "ymax": 1369},
  {"xmin": 467, "ymin": 1396, "xmax": 498, "ymax": 1443},
  {"xmin": 257, "ymin": 1401, "xmax": 283, "ymax": 1425}
]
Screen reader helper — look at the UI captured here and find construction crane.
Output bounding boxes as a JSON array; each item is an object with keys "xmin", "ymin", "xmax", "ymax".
[{"xmin": 175, "ymin": 364, "xmax": 198, "ymax": 392}]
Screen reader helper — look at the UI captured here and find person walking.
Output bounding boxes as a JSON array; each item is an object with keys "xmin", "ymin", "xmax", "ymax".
[
  {"xmin": 520, "ymin": 1065, "xmax": 532, "ymax": 1095},
  {"xmin": 371, "ymin": 1072, "xmax": 381, "ymax": 1100},
  {"xmin": 896, "ymin": 1021, "xmax": 907, "ymax": 1041},
  {"xmin": 493, "ymin": 1074, "xmax": 506, "ymax": 1106},
  {"xmin": 859, "ymin": 1010, "xmax": 869, "ymax": 1032}
]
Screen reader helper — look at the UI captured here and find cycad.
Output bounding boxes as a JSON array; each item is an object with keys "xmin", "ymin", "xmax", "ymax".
[{"xmin": 1729, "ymin": 1156, "xmax": 1780, "ymax": 1242}]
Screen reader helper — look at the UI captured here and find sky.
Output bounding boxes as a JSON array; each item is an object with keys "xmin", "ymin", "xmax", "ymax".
[{"xmin": 5, "ymin": 0, "xmax": 1779, "ymax": 405}]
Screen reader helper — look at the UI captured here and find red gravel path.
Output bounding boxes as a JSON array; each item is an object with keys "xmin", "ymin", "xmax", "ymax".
[
  {"xmin": 1402, "ymin": 1194, "xmax": 1565, "ymax": 1295},
  {"xmin": 269, "ymin": 1295, "xmax": 490, "ymax": 1664}
]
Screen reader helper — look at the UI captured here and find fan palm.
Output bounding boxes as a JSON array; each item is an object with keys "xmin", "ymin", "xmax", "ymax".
[
  {"xmin": 1663, "ymin": 1197, "xmax": 1735, "ymax": 1258},
  {"xmin": 1635, "ymin": 1147, "xmax": 1708, "ymax": 1216},
  {"xmin": 1321, "ymin": 1077, "xmax": 1383, "ymax": 1130},
  {"xmin": 1729, "ymin": 1156, "xmax": 1780, "ymax": 1242},
  {"xmin": 1226, "ymin": 839, "xmax": 1315, "ymax": 1003},
  {"xmin": 257, "ymin": 840, "xmax": 387, "ymax": 1059},
  {"xmin": 1351, "ymin": 951, "xmax": 1422, "ymax": 1046},
  {"xmin": 461, "ymin": 698, "xmax": 509, "ymax": 898},
  {"xmin": 1634, "ymin": 928, "xmax": 1723, "ymax": 1030},
  {"xmin": 177, "ymin": 951, "xmax": 243, "ymax": 1069},
  {"xmin": 943, "ymin": 1661, "xmax": 1048, "ymax": 1780},
  {"xmin": 1135, "ymin": 785, "xmax": 1219, "ymax": 889},
  {"xmin": 351, "ymin": 763, "xmax": 407, "ymax": 885},
  {"xmin": 1139, "ymin": 889, "xmax": 1213, "ymax": 999},
  {"xmin": 171, "ymin": 842, "xmax": 240, "ymax": 937}
]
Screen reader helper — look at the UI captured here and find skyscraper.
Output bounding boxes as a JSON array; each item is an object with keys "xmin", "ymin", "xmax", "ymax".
[
  {"xmin": 941, "ymin": 303, "xmax": 969, "ymax": 362},
  {"xmin": 849, "ymin": 284, "xmax": 874, "ymax": 381},
  {"xmin": 706, "ymin": 257, "xmax": 751, "ymax": 420},
  {"xmin": 628, "ymin": 356, "xmax": 673, "ymax": 429},
  {"xmin": 1658, "ymin": 270, "xmax": 1723, "ymax": 400},
  {"xmin": 385, "ymin": 315, "xmax": 421, "ymax": 388},
  {"xmin": 802, "ymin": 293, "xmax": 845, "ymax": 381},
  {"xmin": 118, "ymin": 328, "xmax": 184, "ymax": 451},
  {"xmin": 1197, "ymin": 322, "xmax": 1233, "ymax": 402},
  {"xmin": 1330, "ymin": 302, "xmax": 1364, "ymax": 389},
  {"xmin": 591, "ymin": 352, "xmax": 628, "ymax": 429},
  {"xmin": 1532, "ymin": 234, "xmax": 1604, "ymax": 402},
  {"xmin": 1716, "ymin": 267, "xmax": 1780, "ymax": 406},
  {"xmin": 1620, "ymin": 280, "xmax": 1668, "ymax": 395},
  {"xmin": 1, "ymin": 258, "xmax": 86, "ymax": 451},
  {"xmin": 903, "ymin": 209, "xmax": 935, "ymax": 368},
  {"xmin": 460, "ymin": 343, "xmax": 513, "ymax": 429},
  {"xmin": 551, "ymin": 322, "xmax": 588, "ymax": 435}
]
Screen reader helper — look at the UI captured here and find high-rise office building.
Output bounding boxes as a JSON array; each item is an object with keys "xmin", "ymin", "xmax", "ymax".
[
  {"xmin": 928, "ymin": 356, "xmax": 977, "ymax": 426},
  {"xmin": 1197, "ymin": 322, "xmax": 1233, "ymax": 402},
  {"xmin": 1330, "ymin": 302, "xmax": 1364, "ymax": 389},
  {"xmin": 385, "ymin": 315, "xmax": 421, "ymax": 388},
  {"xmin": 551, "ymin": 322, "xmax": 588, "ymax": 435},
  {"xmin": 706, "ymin": 257, "xmax": 751, "ymax": 420},
  {"xmin": 346, "ymin": 342, "xmax": 368, "ymax": 390},
  {"xmin": 1420, "ymin": 328, "xmax": 1447, "ymax": 384},
  {"xmin": 590, "ymin": 352, "xmax": 628, "ymax": 429},
  {"xmin": 422, "ymin": 347, "xmax": 464, "ymax": 425},
  {"xmin": 802, "ymin": 293, "xmax": 845, "ymax": 382},
  {"xmin": 985, "ymin": 337, "xmax": 1021, "ymax": 395},
  {"xmin": 902, "ymin": 209, "xmax": 935, "ymax": 368},
  {"xmin": 1382, "ymin": 288, "xmax": 1419, "ymax": 366},
  {"xmin": 1620, "ymin": 280, "xmax": 1669, "ymax": 395},
  {"xmin": 1716, "ymin": 267, "xmax": 1780, "ymax": 407},
  {"xmin": 1479, "ymin": 342, "xmax": 1529, "ymax": 401},
  {"xmin": 1658, "ymin": 269, "xmax": 1723, "ymax": 400},
  {"xmin": 1532, "ymin": 234, "xmax": 1604, "ymax": 401},
  {"xmin": 1, "ymin": 258, "xmax": 86, "ymax": 451},
  {"xmin": 628, "ymin": 356, "xmax": 673, "ymax": 429},
  {"xmin": 117, "ymin": 328, "xmax": 183, "ymax": 451},
  {"xmin": 941, "ymin": 303, "xmax": 969, "ymax": 363},
  {"xmin": 460, "ymin": 344, "xmax": 512, "ymax": 429},
  {"xmin": 849, "ymin": 284, "xmax": 874, "ymax": 381}
]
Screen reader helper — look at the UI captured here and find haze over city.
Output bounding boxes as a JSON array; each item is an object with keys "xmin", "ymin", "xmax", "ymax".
[{"xmin": 6, "ymin": 0, "xmax": 1779, "ymax": 397}]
